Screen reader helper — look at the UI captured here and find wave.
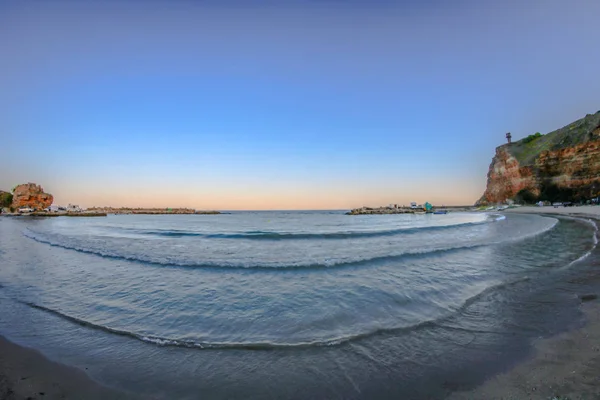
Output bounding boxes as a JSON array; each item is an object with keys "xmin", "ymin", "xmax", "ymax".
[
  {"xmin": 22, "ymin": 229, "xmax": 488, "ymax": 270},
  {"xmin": 22, "ymin": 217, "xmax": 556, "ymax": 271},
  {"xmin": 565, "ymin": 218, "xmax": 599, "ymax": 267},
  {"xmin": 19, "ymin": 276, "xmax": 532, "ymax": 351},
  {"xmin": 110, "ymin": 217, "xmax": 503, "ymax": 240},
  {"xmin": 20, "ymin": 299, "xmax": 426, "ymax": 350}
]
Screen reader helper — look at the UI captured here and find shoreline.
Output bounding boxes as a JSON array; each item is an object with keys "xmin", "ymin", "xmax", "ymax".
[{"xmin": 504, "ymin": 204, "xmax": 600, "ymax": 218}]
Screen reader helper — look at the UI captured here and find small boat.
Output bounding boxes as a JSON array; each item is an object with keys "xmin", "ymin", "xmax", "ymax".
[
  {"xmin": 433, "ymin": 210, "xmax": 448, "ymax": 214},
  {"xmin": 414, "ymin": 211, "xmax": 426, "ymax": 215}
]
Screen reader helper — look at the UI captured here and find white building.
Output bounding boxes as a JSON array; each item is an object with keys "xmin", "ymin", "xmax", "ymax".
[{"xmin": 66, "ymin": 204, "xmax": 83, "ymax": 212}]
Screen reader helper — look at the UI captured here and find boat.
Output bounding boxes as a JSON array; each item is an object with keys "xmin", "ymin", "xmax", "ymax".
[
  {"xmin": 433, "ymin": 210, "xmax": 448, "ymax": 214},
  {"xmin": 414, "ymin": 211, "xmax": 426, "ymax": 215}
]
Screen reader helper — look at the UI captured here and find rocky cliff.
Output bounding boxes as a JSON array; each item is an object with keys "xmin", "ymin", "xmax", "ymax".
[
  {"xmin": 478, "ymin": 111, "xmax": 600, "ymax": 204},
  {"xmin": 11, "ymin": 183, "xmax": 54, "ymax": 210}
]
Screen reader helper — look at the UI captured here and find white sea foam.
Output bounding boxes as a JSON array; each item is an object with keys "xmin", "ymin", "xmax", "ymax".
[{"xmin": 565, "ymin": 218, "xmax": 598, "ymax": 267}]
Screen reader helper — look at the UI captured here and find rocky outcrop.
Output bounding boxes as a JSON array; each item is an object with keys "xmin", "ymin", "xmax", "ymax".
[
  {"xmin": 11, "ymin": 183, "xmax": 53, "ymax": 210},
  {"xmin": 478, "ymin": 111, "xmax": 600, "ymax": 204}
]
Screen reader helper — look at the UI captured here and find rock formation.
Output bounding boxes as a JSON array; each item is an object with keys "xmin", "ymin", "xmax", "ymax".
[
  {"xmin": 11, "ymin": 183, "xmax": 54, "ymax": 210},
  {"xmin": 477, "ymin": 111, "xmax": 600, "ymax": 205}
]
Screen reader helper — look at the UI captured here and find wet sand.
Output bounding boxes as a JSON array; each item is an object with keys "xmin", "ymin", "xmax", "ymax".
[
  {"xmin": 505, "ymin": 204, "xmax": 600, "ymax": 218},
  {"xmin": 449, "ymin": 302, "xmax": 600, "ymax": 400},
  {"xmin": 449, "ymin": 207, "xmax": 600, "ymax": 399},
  {"xmin": 0, "ymin": 335, "xmax": 138, "ymax": 400}
]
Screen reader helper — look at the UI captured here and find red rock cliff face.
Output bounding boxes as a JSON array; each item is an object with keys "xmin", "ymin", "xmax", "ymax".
[
  {"xmin": 11, "ymin": 183, "xmax": 54, "ymax": 210},
  {"xmin": 535, "ymin": 140, "xmax": 600, "ymax": 192},
  {"xmin": 479, "ymin": 141, "xmax": 600, "ymax": 204},
  {"xmin": 478, "ymin": 111, "xmax": 600, "ymax": 204},
  {"xmin": 478, "ymin": 146, "xmax": 538, "ymax": 204}
]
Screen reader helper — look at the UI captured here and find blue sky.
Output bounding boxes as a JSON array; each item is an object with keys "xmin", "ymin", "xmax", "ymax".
[{"xmin": 1, "ymin": 0, "xmax": 599, "ymax": 209}]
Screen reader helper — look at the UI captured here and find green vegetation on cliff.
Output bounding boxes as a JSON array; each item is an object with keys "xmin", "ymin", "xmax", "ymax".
[
  {"xmin": 507, "ymin": 111, "xmax": 600, "ymax": 166},
  {"xmin": 0, "ymin": 191, "xmax": 13, "ymax": 208}
]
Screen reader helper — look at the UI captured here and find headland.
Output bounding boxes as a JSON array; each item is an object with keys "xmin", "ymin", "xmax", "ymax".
[{"xmin": 477, "ymin": 110, "xmax": 600, "ymax": 206}]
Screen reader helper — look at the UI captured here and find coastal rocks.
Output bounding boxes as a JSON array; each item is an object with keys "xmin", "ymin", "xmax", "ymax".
[
  {"xmin": 477, "ymin": 111, "xmax": 600, "ymax": 205},
  {"xmin": 346, "ymin": 206, "xmax": 469, "ymax": 215},
  {"xmin": 11, "ymin": 183, "xmax": 53, "ymax": 211},
  {"xmin": 346, "ymin": 207, "xmax": 415, "ymax": 215}
]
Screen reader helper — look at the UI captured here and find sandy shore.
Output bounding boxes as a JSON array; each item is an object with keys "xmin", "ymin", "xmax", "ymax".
[
  {"xmin": 504, "ymin": 204, "xmax": 600, "ymax": 217},
  {"xmin": 449, "ymin": 206, "xmax": 600, "ymax": 399},
  {"xmin": 449, "ymin": 302, "xmax": 600, "ymax": 400},
  {"xmin": 0, "ymin": 335, "xmax": 137, "ymax": 400}
]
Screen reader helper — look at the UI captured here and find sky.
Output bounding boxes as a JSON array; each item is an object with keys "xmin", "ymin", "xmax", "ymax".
[{"xmin": 1, "ymin": 0, "xmax": 599, "ymax": 210}]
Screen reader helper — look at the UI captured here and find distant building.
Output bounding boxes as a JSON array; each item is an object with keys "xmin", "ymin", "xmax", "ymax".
[
  {"xmin": 506, "ymin": 132, "xmax": 512, "ymax": 144},
  {"xmin": 48, "ymin": 205, "xmax": 60, "ymax": 212},
  {"xmin": 66, "ymin": 204, "xmax": 82, "ymax": 212},
  {"xmin": 410, "ymin": 202, "xmax": 418, "ymax": 209}
]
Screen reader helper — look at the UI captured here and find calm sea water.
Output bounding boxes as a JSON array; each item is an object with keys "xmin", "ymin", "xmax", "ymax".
[{"xmin": 0, "ymin": 211, "xmax": 598, "ymax": 399}]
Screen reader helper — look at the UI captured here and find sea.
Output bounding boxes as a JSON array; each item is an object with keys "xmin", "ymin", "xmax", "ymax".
[{"xmin": 0, "ymin": 211, "xmax": 598, "ymax": 399}]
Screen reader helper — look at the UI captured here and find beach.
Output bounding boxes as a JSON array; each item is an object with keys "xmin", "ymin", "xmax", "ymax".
[
  {"xmin": 505, "ymin": 204, "xmax": 600, "ymax": 218},
  {"xmin": 0, "ymin": 209, "xmax": 598, "ymax": 399},
  {"xmin": 451, "ymin": 205, "xmax": 600, "ymax": 399},
  {"xmin": 0, "ymin": 335, "xmax": 137, "ymax": 400},
  {"xmin": 450, "ymin": 303, "xmax": 600, "ymax": 399}
]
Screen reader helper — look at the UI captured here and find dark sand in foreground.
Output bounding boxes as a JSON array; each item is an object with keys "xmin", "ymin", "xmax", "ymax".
[
  {"xmin": 0, "ymin": 207, "xmax": 598, "ymax": 399},
  {"xmin": 0, "ymin": 335, "xmax": 137, "ymax": 400},
  {"xmin": 451, "ymin": 206, "xmax": 600, "ymax": 399},
  {"xmin": 450, "ymin": 303, "xmax": 600, "ymax": 399}
]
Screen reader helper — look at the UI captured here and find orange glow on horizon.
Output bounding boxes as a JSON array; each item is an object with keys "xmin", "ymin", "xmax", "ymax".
[{"xmin": 49, "ymin": 183, "xmax": 482, "ymax": 210}]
